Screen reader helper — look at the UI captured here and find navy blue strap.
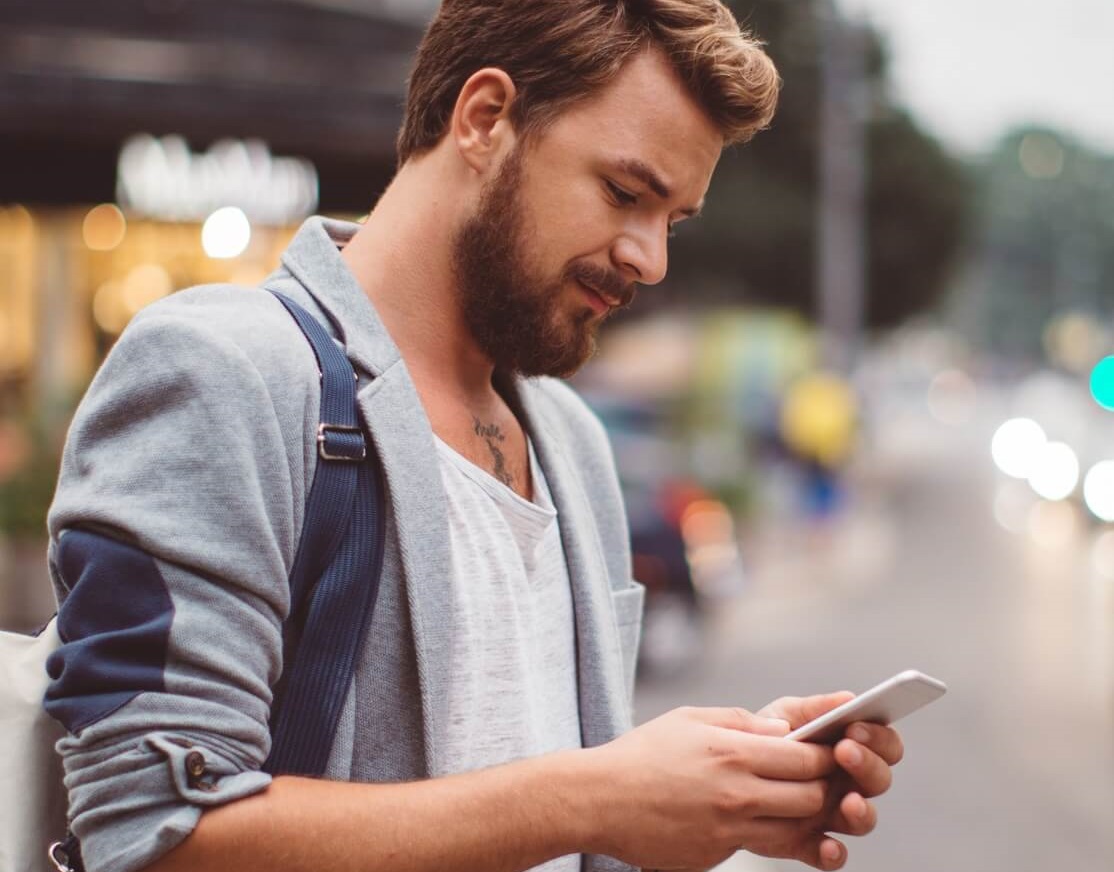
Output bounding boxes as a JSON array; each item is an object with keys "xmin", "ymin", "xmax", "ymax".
[
  {"xmin": 263, "ymin": 291, "xmax": 386, "ymax": 777},
  {"xmin": 269, "ymin": 293, "xmax": 364, "ymax": 618}
]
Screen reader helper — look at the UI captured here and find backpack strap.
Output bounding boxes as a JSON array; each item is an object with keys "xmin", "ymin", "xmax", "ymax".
[{"xmin": 263, "ymin": 291, "xmax": 386, "ymax": 777}]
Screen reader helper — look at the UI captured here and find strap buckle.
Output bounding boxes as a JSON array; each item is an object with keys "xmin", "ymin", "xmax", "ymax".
[
  {"xmin": 49, "ymin": 841, "xmax": 77, "ymax": 872},
  {"xmin": 317, "ymin": 424, "xmax": 366, "ymax": 462}
]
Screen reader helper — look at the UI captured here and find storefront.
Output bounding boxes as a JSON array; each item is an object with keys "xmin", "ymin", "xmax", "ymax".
[
  {"xmin": 0, "ymin": 0, "xmax": 426, "ymax": 412},
  {"xmin": 0, "ymin": 1, "xmax": 429, "ymax": 572},
  {"xmin": 0, "ymin": 135, "xmax": 370, "ymax": 417}
]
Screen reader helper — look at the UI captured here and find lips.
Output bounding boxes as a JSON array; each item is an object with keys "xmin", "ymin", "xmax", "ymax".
[
  {"xmin": 580, "ymin": 277, "xmax": 622, "ymax": 307},
  {"xmin": 577, "ymin": 280, "xmax": 614, "ymax": 315}
]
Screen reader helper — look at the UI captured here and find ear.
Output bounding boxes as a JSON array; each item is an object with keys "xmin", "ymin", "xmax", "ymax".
[{"xmin": 450, "ymin": 68, "xmax": 518, "ymax": 175}]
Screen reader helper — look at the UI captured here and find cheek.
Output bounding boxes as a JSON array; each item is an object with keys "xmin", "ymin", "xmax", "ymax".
[
  {"xmin": 516, "ymin": 163, "xmax": 620, "ymax": 273},
  {"xmin": 540, "ymin": 192, "xmax": 619, "ymax": 265},
  {"xmin": 534, "ymin": 161, "xmax": 610, "ymax": 227}
]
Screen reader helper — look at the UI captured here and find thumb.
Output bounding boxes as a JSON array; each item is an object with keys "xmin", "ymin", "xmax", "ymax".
[
  {"xmin": 693, "ymin": 706, "xmax": 791, "ymax": 737},
  {"xmin": 795, "ymin": 691, "xmax": 856, "ymax": 727}
]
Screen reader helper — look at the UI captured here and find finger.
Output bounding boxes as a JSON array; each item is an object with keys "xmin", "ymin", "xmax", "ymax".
[
  {"xmin": 737, "ymin": 735, "xmax": 839, "ymax": 781},
  {"xmin": 815, "ymin": 836, "xmax": 849, "ymax": 871},
  {"xmin": 697, "ymin": 706, "xmax": 791, "ymax": 736},
  {"xmin": 821, "ymin": 791, "xmax": 878, "ymax": 837},
  {"xmin": 835, "ymin": 738, "xmax": 893, "ymax": 798},
  {"xmin": 756, "ymin": 695, "xmax": 802, "ymax": 722},
  {"xmin": 779, "ymin": 827, "xmax": 849, "ymax": 871},
  {"xmin": 846, "ymin": 721, "xmax": 905, "ymax": 766},
  {"xmin": 759, "ymin": 692, "xmax": 855, "ymax": 730},
  {"xmin": 735, "ymin": 818, "xmax": 848, "ymax": 871},
  {"xmin": 733, "ymin": 777, "xmax": 832, "ymax": 819}
]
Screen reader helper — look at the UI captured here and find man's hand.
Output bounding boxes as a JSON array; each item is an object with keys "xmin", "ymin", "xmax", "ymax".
[
  {"xmin": 757, "ymin": 693, "xmax": 906, "ymax": 866},
  {"xmin": 583, "ymin": 706, "xmax": 849, "ymax": 871}
]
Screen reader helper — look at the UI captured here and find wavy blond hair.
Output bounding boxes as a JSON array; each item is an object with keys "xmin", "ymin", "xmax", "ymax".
[{"xmin": 397, "ymin": 0, "xmax": 780, "ymax": 165}]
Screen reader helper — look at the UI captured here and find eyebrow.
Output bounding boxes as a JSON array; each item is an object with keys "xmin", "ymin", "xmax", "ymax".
[{"xmin": 614, "ymin": 158, "xmax": 703, "ymax": 218}]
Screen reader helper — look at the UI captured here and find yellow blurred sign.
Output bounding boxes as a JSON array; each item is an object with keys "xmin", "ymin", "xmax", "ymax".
[{"xmin": 780, "ymin": 372, "xmax": 858, "ymax": 467}]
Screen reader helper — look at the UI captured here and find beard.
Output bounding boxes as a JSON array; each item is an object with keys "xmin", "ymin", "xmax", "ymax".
[{"xmin": 451, "ymin": 146, "xmax": 632, "ymax": 378}]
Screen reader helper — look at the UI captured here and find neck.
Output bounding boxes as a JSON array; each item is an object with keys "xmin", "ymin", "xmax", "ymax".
[{"xmin": 340, "ymin": 156, "xmax": 498, "ymax": 407}]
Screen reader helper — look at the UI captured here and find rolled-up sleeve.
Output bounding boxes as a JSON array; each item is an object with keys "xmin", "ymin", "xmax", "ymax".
[{"xmin": 45, "ymin": 297, "xmax": 317, "ymax": 872}]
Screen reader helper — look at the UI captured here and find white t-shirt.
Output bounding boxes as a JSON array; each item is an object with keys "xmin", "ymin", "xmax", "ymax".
[{"xmin": 436, "ymin": 435, "xmax": 582, "ymax": 872}]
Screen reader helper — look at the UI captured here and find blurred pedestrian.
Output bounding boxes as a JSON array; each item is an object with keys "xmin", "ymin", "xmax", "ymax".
[
  {"xmin": 43, "ymin": 3, "xmax": 902, "ymax": 872},
  {"xmin": 780, "ymin": 371, "xmax": 859, "ymax": 523}
]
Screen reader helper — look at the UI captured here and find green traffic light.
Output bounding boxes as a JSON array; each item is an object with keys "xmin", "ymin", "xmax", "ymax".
[{"xmin": 1091, "ymin": 356, "xmax": 1114, "ymax": 411}]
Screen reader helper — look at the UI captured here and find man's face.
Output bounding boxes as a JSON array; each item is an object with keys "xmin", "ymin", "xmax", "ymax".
[{"xmin": 452, "ymin": 49, "xmax": 723, "ymax": 378}]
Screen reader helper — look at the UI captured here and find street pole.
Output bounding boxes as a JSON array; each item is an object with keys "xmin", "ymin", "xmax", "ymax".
[{"xmin": 816, "ymin": 4, "xmax": 868, "ymax": 374}]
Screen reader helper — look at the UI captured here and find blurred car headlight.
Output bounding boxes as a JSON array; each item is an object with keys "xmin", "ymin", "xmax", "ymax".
[
  {"xmin": 1027, "ymin": 441, "xmax": 1079, "ymax": 501},
  {"xmin": 991, "ymin": 417, "xmax": 1047, "ymax": 479},
  {"xmin": 1083, "ymin": 460, "xmax": 1114, "ymax": 522}
]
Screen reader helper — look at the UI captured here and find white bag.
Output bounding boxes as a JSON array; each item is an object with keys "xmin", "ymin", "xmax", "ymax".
[{"xmin": 0, "ymin": 617, "xmax": 69, "ymax": 872}]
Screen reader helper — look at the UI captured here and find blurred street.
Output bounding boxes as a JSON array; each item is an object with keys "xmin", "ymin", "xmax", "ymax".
[{"xmin": 634, "ymin": 404, "xmax": 1114, "ymax": 872}]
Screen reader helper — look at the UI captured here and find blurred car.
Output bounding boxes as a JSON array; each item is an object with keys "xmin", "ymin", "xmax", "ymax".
[
  {"xmin": 626, "ymin": 475, "xmax": 745, "ymax": 676},
  {"xmin": 583, "ymin": 391, "xmax": 747, "ymax": 675}
]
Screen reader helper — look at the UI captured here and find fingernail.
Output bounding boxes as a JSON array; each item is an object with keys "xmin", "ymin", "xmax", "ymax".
[
  {"xmin": 845, "ymin": 744, "xmax": 863, "ymax": 766},
  {"xmin": 848, "ymin": 724, "xmax": 870, "ymax": 743},
  {"xmin": 823, "ymin": 841, "xmax": 844, "ymax": 867}
]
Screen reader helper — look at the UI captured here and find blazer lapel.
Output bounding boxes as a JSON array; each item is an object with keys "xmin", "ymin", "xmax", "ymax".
[
  {"xmin": 519, "ymin": 387, "xmax": 633, "ymax": 748},
  {"xmin": 356, "ymin": 364, "xmax": 458, "ymax": 778}
]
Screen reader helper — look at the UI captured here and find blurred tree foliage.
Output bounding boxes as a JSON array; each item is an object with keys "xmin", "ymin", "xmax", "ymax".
[
  {"xmin": 951, "ymin": 129, "xmax": 1114, "ymax": 358},
  {"xmin": 661, "ymin": 0, "xmax": 970, "ymax": 329}
]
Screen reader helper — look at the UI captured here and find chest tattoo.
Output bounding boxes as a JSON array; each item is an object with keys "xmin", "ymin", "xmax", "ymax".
[{"xmin": 473, "ymin": 417, "xmax": 515, "ymax": 488}]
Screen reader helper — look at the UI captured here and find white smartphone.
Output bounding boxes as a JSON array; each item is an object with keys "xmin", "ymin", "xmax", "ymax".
[{"xmin": 785, "ymin": 670, "xmax": 947, "ymax": 744}]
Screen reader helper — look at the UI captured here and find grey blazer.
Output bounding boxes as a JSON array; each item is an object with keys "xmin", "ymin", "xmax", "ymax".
[{"xmin": 45, "ymin": 217, "xmax": 644, "ymax": 872}]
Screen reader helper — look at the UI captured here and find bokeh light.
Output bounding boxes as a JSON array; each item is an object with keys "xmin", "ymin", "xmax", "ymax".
[
  {"xmin": 679, "ymin": 499, "xmax": 735, "ymax": 547},
  {"xmin": 1043, "ymin": 312, "xmax": 1102, "ymax": 375},
  {"xmin": 1089, "ymin": 356, "xmax": 1114, "ymax": 411},
  {"xmin": 926, "ymin": 369, "xmax": 977, "ymax": 426},
  {"xmin": 82, "ymin": 203, "xmax": 127, "ymax": 251},
  {"xmin": 92, "ymin": 264, "xmax": 173, "ymax": 335},
  {"xmin": 92, "ymin": 281, "xmax": 125, "ymax": 335},
  {"xmin": 1083, "ymin": 461, "xmax": 1114, "ymax": 522},
  {"xmin": 201, "ymin": 207, "xmax": 251, "ymax": 259},
  {"xmin": 991, "ymin": 417, "xmax": 1047, "ymax": 479},
  {"xmin": 122, "ymin": 263, "xmax": 172, "ymax": 311},
  {"xmin": 1027, "ymin": 441, "xmax": 1080, "ymax": 501}
]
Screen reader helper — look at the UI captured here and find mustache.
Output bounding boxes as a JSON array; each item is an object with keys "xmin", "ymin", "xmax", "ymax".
[{"xmin": 566, "ymin": 261, "xmax": 636, "ymax": 309}]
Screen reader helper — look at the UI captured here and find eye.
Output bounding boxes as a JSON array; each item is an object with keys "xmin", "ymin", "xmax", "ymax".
[{"xmin": 606, "ymin": 180, "xmax": 637, "ymax": 207}]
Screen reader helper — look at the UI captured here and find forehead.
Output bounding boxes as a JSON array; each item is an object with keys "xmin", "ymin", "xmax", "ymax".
[{"xmin": 537, "ymin": 49, "xmax": 724, "ymax": 199}]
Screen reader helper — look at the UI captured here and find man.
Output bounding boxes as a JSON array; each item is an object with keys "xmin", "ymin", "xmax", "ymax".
[{"xmin": 44, "ymin": 2, "xmax": 903, "ymax": 871}]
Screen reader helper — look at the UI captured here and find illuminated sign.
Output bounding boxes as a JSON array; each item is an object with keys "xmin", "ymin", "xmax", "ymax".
[{"xmin": 116, "ymin": 134, "xmax": 319, "ymax": 225}]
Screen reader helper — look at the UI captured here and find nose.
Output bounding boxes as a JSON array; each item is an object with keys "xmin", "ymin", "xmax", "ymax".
[{"xmin": 612, "ymin": 221, "xmax": 669, "ymax": 287}]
